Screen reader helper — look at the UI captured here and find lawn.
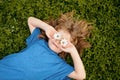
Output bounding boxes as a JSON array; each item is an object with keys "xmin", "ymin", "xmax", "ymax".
[{"xmin": 0, "ymin": 0, "xmax": 120, "ymax": 79}]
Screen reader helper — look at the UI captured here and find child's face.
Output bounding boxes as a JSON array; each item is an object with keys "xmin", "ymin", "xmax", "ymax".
[{"xmin": 48, "ymin": 29, "xmax": 71, "ymax": 53}]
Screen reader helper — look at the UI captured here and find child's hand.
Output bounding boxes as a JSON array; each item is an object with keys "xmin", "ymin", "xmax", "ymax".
[
  {"xmin": 52, "ymin": 38, "xmax": 77, "ymax": 54},
  {"xmin": 45, "ymin": 27, "xmax": 57, "ymax": 39},
  {"xmin": 60, "ymin": 41, "xmax": 77, "ymax": 54}
]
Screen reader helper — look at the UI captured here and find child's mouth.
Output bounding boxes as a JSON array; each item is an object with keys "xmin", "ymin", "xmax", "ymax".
[{"xmin": 53, "ymin": 42, "xmax": 59, "ymax": 49}]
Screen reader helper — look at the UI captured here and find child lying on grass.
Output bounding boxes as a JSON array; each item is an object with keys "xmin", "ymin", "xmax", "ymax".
[{"xmin": 0, "ymin": 12, "xmax": 92, "ymax": 80}]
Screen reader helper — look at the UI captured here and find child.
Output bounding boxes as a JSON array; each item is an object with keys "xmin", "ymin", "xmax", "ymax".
[{"xmin": 0, "ymin": 12, "xmax": 92, "ymax": 80}]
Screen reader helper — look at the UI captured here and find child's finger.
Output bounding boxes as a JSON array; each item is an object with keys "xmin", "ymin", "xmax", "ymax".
[{"xmin": 62, "ymin": 41, "xmax": 72, "ymax": 48}]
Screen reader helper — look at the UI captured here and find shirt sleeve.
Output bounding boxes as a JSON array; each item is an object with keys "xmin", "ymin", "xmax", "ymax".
[
  {"xmin": 57, "ymin": 61, "xmax": 74, "ymax": 80},
  {"xmin": 47, "ymin": 59, "xmax": 74, "ymax": 80},
  {"xmin": 26, "ymin": 28, "xmax": 41, "ymax": 46}
]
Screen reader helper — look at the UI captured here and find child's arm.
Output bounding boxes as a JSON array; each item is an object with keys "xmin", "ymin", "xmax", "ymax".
[
  {"xmin": 28, "ymin": 17, "xmax": 57, "ymax": 38},
  {"xmin": 68, "ymin": 49, "xmax": 86, "ymax": 80},
  {"xmin": 59, "ymin": 43, "xmax": 86, "ymax": 80}
]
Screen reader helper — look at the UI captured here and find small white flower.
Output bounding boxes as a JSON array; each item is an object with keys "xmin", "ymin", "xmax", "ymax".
[
  {"xmin": 60, "ymin": 39, "xmax": 68, "ymax": 47},
  {"xmin": 53, "ymin": 33, "xmax": 62, "ymax": 40}
]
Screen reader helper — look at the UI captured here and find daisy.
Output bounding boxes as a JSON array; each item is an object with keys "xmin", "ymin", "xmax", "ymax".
[
  {"xmin": 60, "ymin": 39, "xmax": 68, "ymax": 47},
  {"xmin": 53, "ymin": 33, "xmax": 62, "ymax": 40}
]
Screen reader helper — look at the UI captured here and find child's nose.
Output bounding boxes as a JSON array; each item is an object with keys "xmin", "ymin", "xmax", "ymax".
[
  {"xmin": 55, "ymin": 40, "xmax": 60, "ymax": 44},
  {"xmin": 51, "ymin": 39, "xmax": 61, "ymax": 48}
]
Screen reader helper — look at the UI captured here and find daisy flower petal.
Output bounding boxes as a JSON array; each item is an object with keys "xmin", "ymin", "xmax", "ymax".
[
  {"xmin": 53, "ymin": 33, "xmax": 62, "ymax": 40},
  {"xmin": 60, "ymin": 39, "xmax": 68, "ymax": 47}
]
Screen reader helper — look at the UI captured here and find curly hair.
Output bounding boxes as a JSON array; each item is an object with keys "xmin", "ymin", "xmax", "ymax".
[{"xmin": 39, "ymin": 12, "xmax": 92, "ymax": 59}]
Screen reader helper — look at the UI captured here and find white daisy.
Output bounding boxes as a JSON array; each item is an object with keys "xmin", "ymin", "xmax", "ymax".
[
  {"xmin": 53, "ymin": 33, "xmax": 62, "ymax": 40},
  {"xmin": 60, "ymin": 39, "xmax": 68, "ymax": 47}
]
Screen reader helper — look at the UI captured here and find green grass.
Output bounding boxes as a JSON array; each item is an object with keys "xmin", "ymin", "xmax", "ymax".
[{"xmin": 0, "ymin": 0, "xmax": 120, "ymax": 79}]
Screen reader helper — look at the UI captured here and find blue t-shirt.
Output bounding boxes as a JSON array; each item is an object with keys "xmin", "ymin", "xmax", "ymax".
[{"xmin": 0, "ymin": 28, "xmax": 74, "ymax": 80}]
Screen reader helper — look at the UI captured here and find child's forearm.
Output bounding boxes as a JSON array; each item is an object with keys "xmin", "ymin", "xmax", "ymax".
[
  {"xmin": 70, "ymin": 49, "xmax": 86, "ymax": 79},
  {"xmin": 28, "ymin": 17, "xmax": 53, "ymax": 32}
]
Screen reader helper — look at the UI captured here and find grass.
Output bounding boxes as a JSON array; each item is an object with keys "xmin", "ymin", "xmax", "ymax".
[{"xmin": 0, "ymin": 0, "xmax": 120, "ymax": 79}]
